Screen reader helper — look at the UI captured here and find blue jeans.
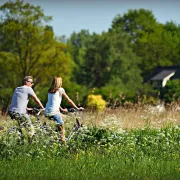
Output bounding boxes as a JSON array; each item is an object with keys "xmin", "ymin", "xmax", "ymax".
[{"xmin": 47, "ymin": 114, "xmax": 64, "ymax": 125}]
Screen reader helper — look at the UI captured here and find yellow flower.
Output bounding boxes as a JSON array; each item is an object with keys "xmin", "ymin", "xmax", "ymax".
[{"xmin": 87, "ymin": 94, "xmax": 106, "ymax": 111}]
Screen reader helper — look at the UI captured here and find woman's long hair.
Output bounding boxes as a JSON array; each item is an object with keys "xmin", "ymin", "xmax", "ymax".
[{"xmin": 48, "ymin": 76, "xmax": 62, "ymax": 93}]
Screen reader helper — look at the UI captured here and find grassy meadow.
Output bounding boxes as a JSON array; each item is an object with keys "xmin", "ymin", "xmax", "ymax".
[{"xmin": 0, "ymin": 104, "xmax": 179, "ymax": 179}]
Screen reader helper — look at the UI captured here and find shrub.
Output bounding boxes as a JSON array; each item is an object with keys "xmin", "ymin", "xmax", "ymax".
[
  {"xmin": 161, "ymin": 79, "xmax": 180, "ymax": 103},
  {"xmin": 87, "ymin": 94, "xmax": 106, "ymax": 111}
]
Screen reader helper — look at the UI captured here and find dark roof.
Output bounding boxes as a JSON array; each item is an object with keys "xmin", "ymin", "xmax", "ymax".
[
  {"xmin": 144, "ymin": 66, "xmax": 180, "ymax": 83},
  {"xmin": 150, "ymin": 70, "xmax": 175, "ymax": 80}
]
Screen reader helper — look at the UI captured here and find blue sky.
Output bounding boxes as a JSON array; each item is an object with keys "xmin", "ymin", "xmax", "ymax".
[{"xmin": 1, "ymin": 0, "xmax": 180, "ymax": 37}]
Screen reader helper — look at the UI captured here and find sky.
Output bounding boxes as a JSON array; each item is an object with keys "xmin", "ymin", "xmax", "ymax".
[{"xmin": 1, "ymin": 0, "xmax": 180, "ymax": 37}]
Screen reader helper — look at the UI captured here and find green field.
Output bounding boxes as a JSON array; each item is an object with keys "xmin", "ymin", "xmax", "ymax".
[{"xmin": 0, "ymin": 108, "xmax": 179, "ymax": 179}]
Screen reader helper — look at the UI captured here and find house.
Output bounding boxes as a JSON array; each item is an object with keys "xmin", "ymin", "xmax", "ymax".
[{"xmin": 144, "ymin": 66, "xmax": 180, "ymax": 88}]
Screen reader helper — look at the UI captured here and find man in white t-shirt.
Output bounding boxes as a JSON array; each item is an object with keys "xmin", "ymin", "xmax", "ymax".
[{"xmin": 8, "ymin": 76, "xmax": 44, "ymax": 144}]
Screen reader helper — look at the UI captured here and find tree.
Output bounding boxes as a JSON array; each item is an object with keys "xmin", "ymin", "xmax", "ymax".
[
  {"xmin": 111, "ymin": 9, "xmax": 157, "ymax": 43},
  {"xmin": 164, "ymin": 21, "xmax": 180, "ymax": 65},
  {"xmin": 83, "ymin": 33, "xmax": 113, "ymax": 88},
  {"xmin": 110, "ymin": 9, "xmax": 180, "ymax": 77},
  {"xmin": 135, "ymin": 24, "xmax": 175, "ymax": 74},
  {"xmin": 68, "ymin": 30, "xmax": 92, "ymax": 65},
  {"xmin": 68, "ymin": 30, "xmax": 93, "ymax": 85},
  {"xmin": 161, "ymin": 79, "xmax": 180, "ymax": 103},
  {"xmin": 81, "ymin": 31, "xmax": 142, "ymax": 99},
  {"xmin": 0, "ymin": 0, "xmax": 73, "ymax": 113}
]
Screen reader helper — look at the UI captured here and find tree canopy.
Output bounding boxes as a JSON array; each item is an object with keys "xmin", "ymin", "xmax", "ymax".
[
  {"xmin": 0, "ymin": 1, "xmax": 180, "ymax": 113},
  {"xmin": 0, "ymin": 0, "xmax": 73, "ymax": 113},
  {"xmin": 110, "ymin": 9, "xmax": 180, "ymax": 76}
]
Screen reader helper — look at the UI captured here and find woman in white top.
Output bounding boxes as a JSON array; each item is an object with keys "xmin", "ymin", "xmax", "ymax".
[{"xmin": 44, "ymin": 76, "xmax": 84, "ymax": 143}]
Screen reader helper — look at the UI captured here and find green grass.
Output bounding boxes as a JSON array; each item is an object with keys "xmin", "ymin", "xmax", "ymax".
[
  {"xmin": 0, "ymin": 153, "xmax": 179, "ymax": 180},
  {"xmin": 0, "ymin": 114, "xmax": 179, "ymax": 180}
]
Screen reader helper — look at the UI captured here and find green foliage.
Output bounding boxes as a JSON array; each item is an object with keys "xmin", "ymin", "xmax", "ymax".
[
  {"xmin": 1, "ymin": 1, "xmax": 180, "ymax": 113},
  {"xmin": 0, "ymin": 0, "xmax": 73, "ymax": 81},
  {"xmin": 61, "ymin": 82, "xmax": 88, "ymax": 108},
  {"xmin": 161, "ymin": 79, "xmax": 180, "ymax": 103},
  {"xmin": 111, "ymin": 9, "xmax": 180, "ymax": 77},
  {"xmin": 0, "ymin": 88, "xmax": 14, "ymax": 114},
  {"xmin": 68, "ymin": 29, "xmax": 142, "ymax": 97},
  {"xmin": 164, "ymin": 21, "xmax": 180, "ymax": 65},
  {"xmin": 0, "ymin": 0, "xmax": 74, "ymax": 112},
  {"xmin": 30, "ymin": 87, "xmax": 49, "ymax": 107},
  {"xmin": 68, "ymin": 30, "xmax": 92, "ymax": 84},
  {"xmin": 69, "ymin": 31, "xmax": 142, "ymax": 99},
  {"xmin": 111, "ymin": 9, "xmax": 157, "ymax": 42},
  {"xmin": 0, "ymin": 151, "xmax": 179, "ymax": 179},
  {"xmin": 68, "ymin": 30, "xmax": 92, "ymax": 66},
  {"xmin": 1, "ymin": 120, "xmax": 179, "ymax": 158},
  {"xmin": 0, "ymin": 111, "xmax": 179, "ymax": 179}
]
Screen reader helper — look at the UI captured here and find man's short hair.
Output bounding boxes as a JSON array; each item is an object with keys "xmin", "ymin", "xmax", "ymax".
[{"xmin": 22, "ymin": 76, "xmax": 33, "ymax": 85}]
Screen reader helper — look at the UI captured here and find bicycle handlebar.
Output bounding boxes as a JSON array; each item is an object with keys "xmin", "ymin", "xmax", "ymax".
[
  {"xmin": 27, "ymin": 108, "xmax": 43, "ymax": 116},
  {"xmin": 33, "ymin": 108, "xmax": 43, "ymax": 116},
  {"xmin": 28, "ymin": 107, "xmax": 83, "ymax": 116},
  {"xmin": 68, "ymin": 108, "xmax": 77, "ymax": 113}
]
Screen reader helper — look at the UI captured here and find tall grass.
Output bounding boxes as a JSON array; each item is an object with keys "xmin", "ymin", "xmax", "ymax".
[
  {"xmin": 64, "ymin": 105, "xmax": 180, "ymax": 130},
  {"xmin": 0, "ymin": 105, "xmax": 179, "ymax": 179},
  {"xmin": 0, "ymin": 148, "xmax": 179, "ymax": 180}
]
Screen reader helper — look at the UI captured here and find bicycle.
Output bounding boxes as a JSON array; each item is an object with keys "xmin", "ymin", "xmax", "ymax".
[
  {"xmin": 65, "ymin": 108, "xmax": 83, "ymax": 142},
  {"xmin": 1, "ymin": 108, "xmax": 84, "ymax": 145},
  {"xmin": 28, "ymin": 108, "xmax": 61, "ymax": 143},
  {"xmin": 31, "ymin": 107, "xmax": 84, "ymax": 144}
]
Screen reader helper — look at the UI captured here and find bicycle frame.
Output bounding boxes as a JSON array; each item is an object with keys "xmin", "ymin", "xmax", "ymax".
[
  {"xmin": 28, "ymin": 108, "xmax": 84, "ymax": 143},
  {"xmin": 67, "ymin": 118, "xmax": 83, "ymax": 141}
]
